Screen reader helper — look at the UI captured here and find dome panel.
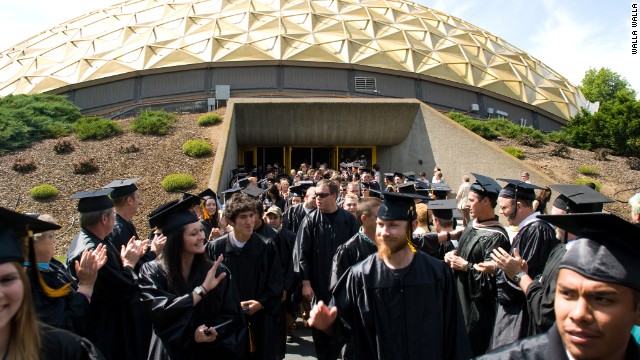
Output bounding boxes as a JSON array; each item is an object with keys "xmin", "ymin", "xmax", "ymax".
[{"xmin": 0, "ymin": 0, "xmax": 589, "ymax": 121}]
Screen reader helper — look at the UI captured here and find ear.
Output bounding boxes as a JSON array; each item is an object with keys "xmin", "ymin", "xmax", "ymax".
[{"xmin": 410, "ymin": 219, "xmax": 418, "ymax": 232}]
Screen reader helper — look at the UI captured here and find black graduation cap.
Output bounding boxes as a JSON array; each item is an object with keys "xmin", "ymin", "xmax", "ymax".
[
  {"xmin": 497, "ymin": 178, "xmax": 543, "ymax": 201},
  {"xmin": 428, "ymin": 199, "xmax": 459, "ymax": 220},
  {"xmin": 360, "ymin": 168, "xmax": 371, "ymax": 174},
  {"xmin": 236, "ymin": 177, "xmax": 250, "ymax": 189},
  {"xmin": 360, "ymin": 182, "xmax": 380, "ymax": 191},
  {"xmin": 235, "ymin": 172, "xmax": 248, "ymax": 179},
  {"xmin": 538, "ymin": 213, "xmax": 640, "ymax": 291},
  {"xmin": 147, "ymin": 198, "xmax": 199, "ymax": 235},
  {"xmin": 549, "ymin": 184, "xmax": 613, "ymax": 213},
  {"xmin": 373, "ymin": 190, "xmax": 430, "ymax": 221},
  {"xmin": 0, "ymin": 207, "xmax": 61, "ymax": 264},
  {"xmin": 469, "ymin": 173, "xmax": 502, "ymax": 199},
  {"xmin": 147, "ymin": 199, "xmax": 180, "ymax": 228},
  {"xmin": 396, "ymin": 181, "xmax": 417, "ymax": 195},
  {"xmin": 198, "ymin": 188, "xmax": 217, "ymax": 201},
  {"xmin": 231, "ymin": 167, "xmax": 246, "ymax": 176},
  {"xmin": 222, "ymin": 188, "xmax": 242, "ymax": 202},
  {"xmin": 393, "ymin": 172, "xmax": 405, "ymax": 179},
  {"xmin": 403, "ymin": 171, "xmax": 416, "ymax": 181},
  {"xmin": 103, "ymin": 178, "xmax": 140, "ymax": 198},
  {"xmin": 241, "ymin": 185, "xmax": 263, "ymax": 199},
  {"xmin": 384, "ymin": 173, "xmax": 394, "ymax": 181},
  {"xmin": 71, "ymin": 189, "xmax": 114, "ymax": 213},
  {"xmin": 430, "ymin": 183, "xmax": 452, "ymax": 200},
  {"xmin": 415, "ymin": 180, "xmax": 430, "ymax": 190}
]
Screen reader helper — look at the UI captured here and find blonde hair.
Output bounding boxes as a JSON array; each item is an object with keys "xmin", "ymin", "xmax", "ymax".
[
  {"xmin": 416, "ymin": 203, "xmax": 429, "ymax": 226},
  {"xmin": 33, "ymin": 214, "xmax": 56, "ymax": 242},
  {"xmin": 630, "ymin": 193, "xmax": 640, "ymax": 217},
  {"xmin": 7, "ymin": 261, "xmax": 41, "ymax": 360}
]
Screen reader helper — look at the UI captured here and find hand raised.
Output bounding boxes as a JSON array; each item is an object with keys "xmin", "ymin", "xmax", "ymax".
[
  {"xmin": 308, "ymin": 301, "xmax": 337, "ymax": 333},
  {"xmin": 202, "ymin": 255, "xmax": 227, "ymax": 293},
  {"xmin": 150, "ymin": 233, "xmax": 166, "ymax": 254},
  {"xmin": 120, "ymin": 236, "xmax": 143, "ymax": 268},
  {"xmin": 92, "ymin": 244, "xmax": 107, "ymax": 270},
  {"xmin": 75, "ymin": 249, "xmax": 99, "ymax": 286}
]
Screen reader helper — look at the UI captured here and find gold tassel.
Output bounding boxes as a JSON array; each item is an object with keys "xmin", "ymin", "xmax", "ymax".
[
  {"xmin": 406, "ymin": 226, "xmax": 417, "ymax": 253},
  {"xmin": 201, "ymin": 203, "xmax": 211, "ymax": 221},
  {"xmin": 248, "ymin": 321, "xmax": 256, "ymax": 352},
  {"xmin": 38, "ymin": 273, "xmax": 72, "ymax": 298}
]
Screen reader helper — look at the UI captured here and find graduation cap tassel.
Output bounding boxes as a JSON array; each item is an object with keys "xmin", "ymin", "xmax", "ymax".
[
  {"xmin": 25, "ymin": 229, "xmax": 71, "ymax": 298},
  {"xmin": 201, "ymin": 203, "xmax": 212, "ymax": 221},
  {"xmin": 406, "ymin": 225, "xmax": 417, "ymax": 254},
  {"xmin": 248, "ymin": 321, "xmax": 256, "ymax": 352}
]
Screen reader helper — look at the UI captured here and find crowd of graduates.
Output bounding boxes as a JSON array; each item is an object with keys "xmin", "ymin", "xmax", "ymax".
[{"xmin": 1, "ymin": 160, "xmax": 640, "ymax": 360}]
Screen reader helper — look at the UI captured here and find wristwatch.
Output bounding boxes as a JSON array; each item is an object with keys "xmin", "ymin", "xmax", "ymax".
[
  {"xmin": 513, "ymin": 271, "xmax": 527, "ymax": 283},
  {"xmin": 194, "ymin": 285, "xmax": 207, "ymax": 297}
]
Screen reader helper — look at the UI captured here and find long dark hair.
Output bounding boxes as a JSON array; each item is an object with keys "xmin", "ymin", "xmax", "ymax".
[
  {"xmin": 202, "ymin": 197, "xmax": 219, "ymax": 228},
  {"xmin": 160, "ymin": 223, "xmax": 211, "ymax": 294}
]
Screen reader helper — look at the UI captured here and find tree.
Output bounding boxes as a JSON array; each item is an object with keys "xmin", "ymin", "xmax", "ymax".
[{"xmin": 579, "ymin": 68, "xmax": 636, "ymax": 104}]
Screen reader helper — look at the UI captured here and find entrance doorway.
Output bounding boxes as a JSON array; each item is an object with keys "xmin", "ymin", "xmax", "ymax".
[{"xmin": 290, "ymin": 147, "xmax": 334, "ymax": 171}]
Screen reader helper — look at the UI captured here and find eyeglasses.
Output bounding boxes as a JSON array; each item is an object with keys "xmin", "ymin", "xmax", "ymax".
[{"xmin": 316, "ymin": 192, "xmax": 332, "ymax": 199}]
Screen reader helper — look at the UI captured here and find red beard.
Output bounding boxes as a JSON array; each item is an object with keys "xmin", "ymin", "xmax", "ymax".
[{"xmin": 376, "ymin": 234, "xmax": 407, "ymax": 258}]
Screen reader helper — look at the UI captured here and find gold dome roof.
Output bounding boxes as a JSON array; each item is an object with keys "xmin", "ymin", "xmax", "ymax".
[{"xmin": 0, "ymin": 0, "xmax": 588, "ymax": 120}]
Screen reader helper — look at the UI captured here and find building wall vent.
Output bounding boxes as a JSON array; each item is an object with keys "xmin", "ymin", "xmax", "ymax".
[{"xmin": 355, "ymin": 77, "xmax": 377, "ymax": 92}]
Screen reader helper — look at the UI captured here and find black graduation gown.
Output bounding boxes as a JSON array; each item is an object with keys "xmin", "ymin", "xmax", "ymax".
[
  {"xmin": 206, "ymin": 233, "xmax": 284, "ymax": 360},
  {"xmin": 294, "ymin": 208, "xmax": 359, "ymax": 304},
  {"xmin": 40, "ymin": 324, "xmax": 104, "ymax": 360},
  {"xmin": 112, "ymin": 213, "xmax": 157, "ymax": 272},
  {"xmin": 526, "ymin": 242, "xmax": 566, "ymax": 336},
  {"xmin": 454, "ymin": 219, "xmax": 510, "ymax": 356},
  {"xmin": 254, "ymin": 222, "xmax": 291, "ymax": 359},
  {"xmin": 66, "ymin": 229, "xmax": 150, "ymax": 360},
  {"xmin": 490, "ymin": 218, "xmax": 558, "ymax": 350},
  {"xmin": 330, "ymin": 252, "xmax": 472, "ymax": 360},
  {"xmin": 411, "ymin": 233, "xmax": 455, "ymax": 261},
  {"xmin": 27, "ymin": 259, "xmax": 90, "ymax": 335},
  {"xmin": 477, "ymin": 323, "xmax": 640, "ymax": 360},
  {"xmin": 282, "ymin": 204, "xmax": 313, "ymax": 234},
  {"xmin": 330, "ymin": 232, "xmax": 377, "ymax": 290},
  {"xmin": 139, "ymin": 260, "xmax": 246, "ymax": 360}
]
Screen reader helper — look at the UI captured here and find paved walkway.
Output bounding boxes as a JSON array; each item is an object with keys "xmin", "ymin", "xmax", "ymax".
[{"xmin": 284, "ymin": 320, "xmax": 316, "ymax": 359}]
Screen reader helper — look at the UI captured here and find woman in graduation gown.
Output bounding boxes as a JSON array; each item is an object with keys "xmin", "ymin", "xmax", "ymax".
[
  {"xmin": 139, "ymin": 200, "xmax": 246, "ymax": 359},
  {"xmin": 0, "ymin": 207, "xmax": 103, "ymax": 360},
  {"xmin": 26, "ymin": 214, "xmax": 107, "ymax": 335}
]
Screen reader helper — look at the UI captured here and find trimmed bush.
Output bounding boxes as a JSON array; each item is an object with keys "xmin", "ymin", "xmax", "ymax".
[
  {"xmin": 53, "ymin": 139, "xmax": 75, "ymax": 154},
  {"xmin": 162, "ymin": 174, "xmax": 196, "ymax": 192},
  {"xmin": 0, "ymin": 94, "xmax": 80, "ymax": 154},
  {"xmin": 75, "ymin": 116, "xmax": 123, "ymax": 140},
  {"xmin": 131, "ymin": 110, "xmax": 176, "ymax": 135},
  {"xmin": 578, "ymin": 165, "xmax": 599, "ymax": 176},
  {"xmin": 12, "ymin": 158, "xmax": 37, "ymax": 173},
  {"xmin": 197, "ymin": 113, "xmax": 223, "ymax": 126},
  {"xmin": 29, "ymin": 184, "xmax": 59, "ymax": 200},
  {"xmin": 573, "ymin": 178, "xmax": 602, "ymax": 191},
  {"xmin": 627, "ymin": 157, "xmax": 640, "ymax": 171},
  {"xmin": 119, "ymin": 142, "xmax": 140, "ymax": 154},
  {"xmin": 73, "ymin": 157, "xmax": 99, "ymax": 174},
  {"xmin": 182, "ymin": 139, "xmax": 213, "ymax": 157},
  {"xmin": 550, "ymin": 144, "xmax": 570, "ymax": 158},
  {"xmin": 503, "ymin": 146, "xmax": 525, "ymax": 159}
]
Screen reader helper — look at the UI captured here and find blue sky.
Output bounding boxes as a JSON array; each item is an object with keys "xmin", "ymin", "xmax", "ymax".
[{"xmin": 1, "ymin": 0, "xmax": 638, "ymax": 94}]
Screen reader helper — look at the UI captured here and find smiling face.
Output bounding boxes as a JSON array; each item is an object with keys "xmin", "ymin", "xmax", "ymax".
[
  {"xmin": 343, "ymin": 198, "xmax": 358, "ymax": 215},
  {"xmin": 0, "ymin": 262, "xmax": 25, "ymax": 332},
  {"xmin": 555, "ymin": 269, "xmax": 640, "ymax": 360},
  {"xmin": 375, "ymin": 219, "xmax": 410, "ymax": 257},
  {"xmin": 204, "ymin": 198, "xmax": 217, "ymax": 215},
  {"xmin": 181, "ymin": 222, "xmax": 206, "ymax": 255}
]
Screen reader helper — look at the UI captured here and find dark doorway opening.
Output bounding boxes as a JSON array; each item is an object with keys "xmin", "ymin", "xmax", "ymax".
[
  {"xmin": 257, "ymin": 147, "xmax": 283, "ymax": 170},
  {"xmin": 290, "ymin": 147, "xmax": 334, "ymax": 170}
]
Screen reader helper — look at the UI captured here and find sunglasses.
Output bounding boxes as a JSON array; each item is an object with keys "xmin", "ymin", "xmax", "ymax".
[{"xmin": 316, "ymin": 192, "xmax": 332, "ymax": 199}]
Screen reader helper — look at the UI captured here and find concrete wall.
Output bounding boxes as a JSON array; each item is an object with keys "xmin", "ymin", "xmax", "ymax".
[{"xmin": 210, "ymin": 98, "xmax": 555, "ymax": 215}]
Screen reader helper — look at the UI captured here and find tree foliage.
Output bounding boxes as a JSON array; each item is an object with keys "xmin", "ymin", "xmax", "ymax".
[{"xmin": 552, "ymin": 68, "xmax": 640, "ymax": 157}]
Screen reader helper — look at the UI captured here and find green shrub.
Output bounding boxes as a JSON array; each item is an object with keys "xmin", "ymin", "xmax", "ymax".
[
  {"xmin": 73, "ymin": 157, "xmax": 99, "ymax": 174},
  {"xmin": 573, "ymin": 178, "xmax": 601, "ymax": 191},
  {"xmin": 74, "ymin": 116, "xmax": 123, "ymax": 140},
  {"xmin": 131, "ymin": 110, "xmax": 176, "ymax": 135},
  {"xmin": 547, "ymin": 131, "xmax": 568, "ymax": 144},
  {"xmin": 197, "ymin": 113, "xmax": 223, "ymax": 126},
  {"xmin": 0, "ymin": 94, "xmax": 79, "ymax": 154},
  {"xmin": 162, "ymin": 174, "xmax": 196, "ymax": 192},
  {"xmin": 12, "ymin": 157, "xmax": 37, "ymax": 173},
  {"xmin": 503, "ymin": 146, "xmax": 525, "ymax": 159},
  {"xmin": 182, "ymin": 139, "xmax": 213, "ymax": 157},
  {"xmin": 29, "ymin": 184, "xmax": 59, "ymax": 200},
  {"xmin": 578, "ymin": 165, "xmax": 599, "ymax": 176},
  {"xmin": 53, "ymin": 139, "xmax": 75, "ymax": 154}
]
